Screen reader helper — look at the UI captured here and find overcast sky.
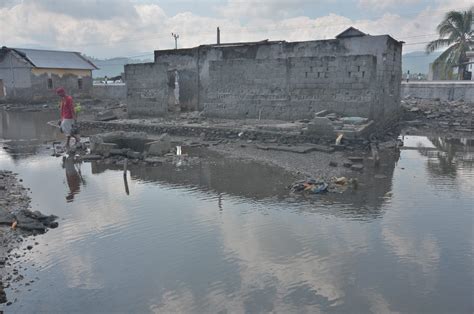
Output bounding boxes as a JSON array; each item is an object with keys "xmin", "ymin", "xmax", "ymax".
[{"xmin": 0, "ymin": 0, "xmax": 471, "ymax": 59}]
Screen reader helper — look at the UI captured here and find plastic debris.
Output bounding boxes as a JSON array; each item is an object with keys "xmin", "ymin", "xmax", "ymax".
[
  {"xmin": 291, "ymin": 179, "xmax": 328, "ymax": 194},
  {"xmin": 335, "ymin": 133, "xmax": 343, "ymax": 145}
]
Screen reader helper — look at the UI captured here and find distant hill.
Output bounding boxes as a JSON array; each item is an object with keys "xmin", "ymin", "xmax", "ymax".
[
  {"xmin": 402, "ymin": 51, "xmax": 442, "ymax": 74},
  {"xmin": 86, "ymin": 55, "xmax": 154, "ymax": 78}
]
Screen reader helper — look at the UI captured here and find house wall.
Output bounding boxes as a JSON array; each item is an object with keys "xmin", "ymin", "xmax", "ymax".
[
  {"xmin": 124, "ymin": 62, "xmax": 170, "ymax": 117},
  {"xmin": 0, "ymin": 50, "xmax": 94, "ymax": 103},
  {"xmin": 126, "ymin": 34, "xmax": 402, "ymax": 123},
  {"xmin": 0, "ymin": 51, "xmax": 33, "ymax": 101},
  {"xmin": 205, "ymin": 55, "xmax": 377, "ymax": 120},
  {"xmin": 30, "ymin": 68, "xmax": 93, "ymax": 102}
]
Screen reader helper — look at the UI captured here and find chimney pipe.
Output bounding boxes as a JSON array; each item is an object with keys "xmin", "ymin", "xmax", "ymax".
[{"xmin": 217, "ymin": 27, "xmax": 220, "ymax": 45}]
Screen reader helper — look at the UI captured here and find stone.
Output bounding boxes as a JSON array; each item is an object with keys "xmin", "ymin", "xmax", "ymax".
[
  {"xmin": 127, "ymin": 151, "xmax": 142, "ymax": 159},
  {"xmin": 95, "ymin": 110, "xmax": 117, "ymax": 121},
  {"xmin": 348, "ymin": 156, "xmax": 363, "ymax": 163},
  {"xmin": 91, "ymin": 142, "xmax": 118, "ymax": 155},
  {"xmin": 145, "ymin": 134, "xmax": 172, "ymax": 156},
  {"xmin": 329, "ymin": 161, "xmax": 338, "ymax": 167},
  {"xmin": 305, "ymin": 117, "xmax": 335, "ymax": 137},
  {"xmin": 351, "ymin": 164, "xmax": 364, "ymax": 171},
  {"xmin": 81, "ymin": 154, "xmax": 102, "ymax": 161}
]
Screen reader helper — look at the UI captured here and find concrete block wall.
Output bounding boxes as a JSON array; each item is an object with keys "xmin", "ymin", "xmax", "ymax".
[
  {"xmin": 154, "ymin": 49, "xmax": 199, "ymax": 111},
  {"xmin": 203, "ymin": 55, "xmax": 377, "ymax": 120},
  {"xmin": 139, "ymin": 34, "xmax": 403, "ymax": 122},
  {"xmin": 125, "ymin": 62, "xmax": 169, "ymax": 117},
  {"xmin": 0, "ymin": 52, "xmax": 33, "ymax": 102},
  {"xmin": 30, "ymin": 72, "xmax": 93, "ymax": 102},
  {"xmin": 92, "ymin": 84, "xmax": 127, "ymax": 101},
  {"xmin": 401, "ymin": 81, "xmax": 474, "ymax": 102}
]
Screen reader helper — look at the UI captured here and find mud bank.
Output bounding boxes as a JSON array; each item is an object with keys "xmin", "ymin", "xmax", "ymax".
[{"xmin": 0, "ymin": 170, "xmax": 58, "ymax": 305}]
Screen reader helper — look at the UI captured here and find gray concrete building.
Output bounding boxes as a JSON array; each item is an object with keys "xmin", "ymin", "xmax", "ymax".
[
  {"xmin": 0, "ymin": 47, "xmax": 98, "ymax": 103},
  {"xmin": 125, "ymin": 27, "xmax": 403, "ymax": 125}
]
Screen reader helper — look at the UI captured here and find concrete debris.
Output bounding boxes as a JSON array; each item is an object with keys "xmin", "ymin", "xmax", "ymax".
[
  {"xmin": 350, "ymin": 164, "xmax": 364, "ymax": 171},
  {"xmin": 145, "ymin": 134, "xmax": 172, "ymax": 156},
  {"xmin": 401, "ymin": 98, "xmax": 473, "ymax": 132},
  {"xmin": 95, "ymin": 110, "xmax": 118, "ymax": 121},
  {"xmin": 255, "ymin": 144, "xmax": 334, "ymax": 154}
]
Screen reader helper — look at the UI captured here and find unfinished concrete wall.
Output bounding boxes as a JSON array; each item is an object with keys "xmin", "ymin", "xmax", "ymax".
[
  {"xmin": 204, "ymin": 55, "xmax": 377, "ymax": 120},
  {"xmin": 402, "ymin": 81, "xmax": 474, "ymax": 102},
  {"xmin": 154, "ymin": 49, "xmax": 199, "ymax": 111},
  {"xmin": 92, "ymin": 83, "xmax": 127, "ymax": 101},
  {"xmin": 30, "ymin": 68, "xmax": 93, "ymax": 102},
  {"xmin": 125, "ymin": 62, "xmax": 169, "ymax": 117},
  {"xmin": 0, "ymin": 51, "xmax": 33, "ymax": 102},
  {"xmin": 145, "ymin": 34, "xmax": 402, "ymax": 122}
]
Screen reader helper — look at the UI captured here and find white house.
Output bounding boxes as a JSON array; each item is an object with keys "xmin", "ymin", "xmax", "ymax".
[{"xmin": 467, "ymin": 51, "xmax": 474, "ymax": 81}]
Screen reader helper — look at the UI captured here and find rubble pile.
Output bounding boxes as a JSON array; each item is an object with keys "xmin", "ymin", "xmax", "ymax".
[
  {"xmin": 0, "ymin": 171, "xmax": 58, "ymax": 233},
  {"xmin": 401, "ymin": 98, "xmax": 473, "ymax": 132}
]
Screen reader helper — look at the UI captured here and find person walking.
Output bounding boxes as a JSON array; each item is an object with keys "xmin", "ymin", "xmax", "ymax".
[{"xmin": 56, "ymin": 87, "xmax": 80, "ymax": 150}]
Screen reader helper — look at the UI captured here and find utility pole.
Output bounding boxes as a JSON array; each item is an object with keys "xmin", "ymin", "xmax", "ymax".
[
  {"xmin": 171, "ymin": 33, "xmax": 179, "ymax": 50},
  {"xmin": 217, "ymin": 27, "xmax": 220, "ymax": 45}
]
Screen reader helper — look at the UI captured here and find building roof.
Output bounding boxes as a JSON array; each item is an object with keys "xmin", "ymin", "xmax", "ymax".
[
  {"xmin": 336, "ymin": 27, "xmax": 367, "ymax": 39},
  {"xmin": 11, "ymin": 48, "xmax": 98, "ymax": 70}
]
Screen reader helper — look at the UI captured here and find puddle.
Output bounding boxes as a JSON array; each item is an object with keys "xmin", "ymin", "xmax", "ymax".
[{"xmin": 0, "ymin": 110, "xmax": 473, "ymax": 313}]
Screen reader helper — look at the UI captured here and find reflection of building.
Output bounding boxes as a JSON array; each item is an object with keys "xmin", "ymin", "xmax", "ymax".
[
  {"xmin": 0, "ymin": 110, "xmax": 60, "ymax": 140},
  {"xmin": 0, "ymin": 46, "xmax": 98, "ymax": 102},
  {"xmin": 91, "ymin": 146, "xmax": 400, "ymax": 218}
]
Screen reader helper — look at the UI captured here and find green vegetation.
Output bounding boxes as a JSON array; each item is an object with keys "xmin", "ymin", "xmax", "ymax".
[{"xmin": 426, "ymin": 8, "xmax": 473, "ymax": 80}]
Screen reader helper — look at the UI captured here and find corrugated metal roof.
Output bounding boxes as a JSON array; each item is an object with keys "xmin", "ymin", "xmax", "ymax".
[{"xmin": 13, "ymin": 48, "xmax": 98, "ymax": 70}]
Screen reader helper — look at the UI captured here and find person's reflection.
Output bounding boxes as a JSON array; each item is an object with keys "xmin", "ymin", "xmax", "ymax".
[{"xmin": 62, "ymin": 156, "xmax": 83, "ymax": 202}]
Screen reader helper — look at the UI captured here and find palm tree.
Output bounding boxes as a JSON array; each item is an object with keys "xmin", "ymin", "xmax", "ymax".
[{"xmin": 426, "ymin": 8, "xmax": 473, "ymax": 80}]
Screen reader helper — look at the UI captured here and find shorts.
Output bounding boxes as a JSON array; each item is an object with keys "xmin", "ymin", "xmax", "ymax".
[{"xmin": 61, "ymin": 119, "xmax": 74, "ymax": 136}]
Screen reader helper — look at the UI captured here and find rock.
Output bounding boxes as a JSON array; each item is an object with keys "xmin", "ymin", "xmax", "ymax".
[
  {"xmin": 95, "ymin": 110, "xmax": 117, "ymax": 121},
  {"xmin": 305, "ymin": 117, "xmax": 335, "ymax": 137},
  {"xmin": 329, "ymin": 161, "xmax": 338, "ymax": 167},
  {"xmin": 127, "ymin": 151, "xmax": 142, "ymax": 159},
  {"xmin": 27, "ymin": 245, "xmax": 33, "ymax": 250},
  {"xmin": 351, "ymin": 164, "xmax": 364, "ymax": 171},
  {"xmin": 81, "ymin": 154, "xmax": 102, "ymax": 161},
  {"xmin": 348, "ymin": 156, "xmax": 363, "ymax": 163},
  {"xmin": 145, "ymin": 134, "xmax": 172, "ymax": 156},
  {"xmin": 144, "ymin": 157, "xmax": 165, "ymax": 164},
  {"xmin": 91, "ymin": 142, "xmax": 118, "ymax": 155}
]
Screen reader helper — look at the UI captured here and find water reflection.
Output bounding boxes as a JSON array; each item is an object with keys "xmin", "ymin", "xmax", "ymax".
[
  {"xmin": 0, "ymin": 114, "xmax": 473, "ymax": 313},
  {"xmin": 62, "ymin": 156, "xmax": 85, "ymax": 202},
  {"xmin": 0, "ymin": 109, "xmax": 61, "ymax": 141}
]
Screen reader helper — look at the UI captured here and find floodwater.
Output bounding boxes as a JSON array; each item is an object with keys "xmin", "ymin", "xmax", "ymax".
[{"xmin": 1, "ymin": 110, "xmax": 473, "ymax": 313}]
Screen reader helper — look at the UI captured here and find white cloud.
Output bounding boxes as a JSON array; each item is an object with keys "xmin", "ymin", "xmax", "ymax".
[
  {"xmin": 358, "ymin": 0, "xmax": 422, "ymax": 10},
  {"xmin": 0, "ymin": 0, "xmax": 472, "ymax": 58}
]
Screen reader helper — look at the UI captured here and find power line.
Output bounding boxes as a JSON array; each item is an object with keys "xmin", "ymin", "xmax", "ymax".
[{"xmin": 58, "ymin": 5, "xmax": 472, "ymax": 49}]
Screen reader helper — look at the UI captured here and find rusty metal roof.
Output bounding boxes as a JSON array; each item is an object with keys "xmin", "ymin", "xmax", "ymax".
[{"xmin": 12, "ymin": 48, "xmax": 98, "ymax": 70}]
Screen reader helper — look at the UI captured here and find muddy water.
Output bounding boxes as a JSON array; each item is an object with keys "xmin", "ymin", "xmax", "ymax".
[{"xmin": 1, "ymin": 110, "xmax": 473, "ymax": 313}]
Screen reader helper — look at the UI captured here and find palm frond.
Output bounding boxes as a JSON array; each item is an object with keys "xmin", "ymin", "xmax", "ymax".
[
  {"xmin": 445, "ymin": 11, "xmax": 465, "ymax": 32},
  {"xmin": 434, "ymin": 45, "xmax": 457, "ymax": 64},
  {"xmin": 426, "ymin": 38, "xmax": 454, "ymax": 53}
]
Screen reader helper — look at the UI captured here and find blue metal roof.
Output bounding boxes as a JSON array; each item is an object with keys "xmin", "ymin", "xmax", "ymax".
[{"xmin": 13, "ymin": 48, "xmax": 98, "ymax": 70}]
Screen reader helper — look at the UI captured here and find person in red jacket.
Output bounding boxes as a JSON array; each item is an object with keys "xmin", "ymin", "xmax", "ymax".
[{"xmin": 56, "ymin": 87, "xmax": 80, "ymax": 149}]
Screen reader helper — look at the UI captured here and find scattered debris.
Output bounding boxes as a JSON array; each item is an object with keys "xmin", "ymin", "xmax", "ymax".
[{"xmin": 256, "ymin": 144, "xmax": 334, "ymax": 154}]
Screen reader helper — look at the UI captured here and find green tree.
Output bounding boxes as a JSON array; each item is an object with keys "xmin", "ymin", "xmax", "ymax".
[{"xmin": 426, "ymin": 8, "xmax": 473, "ymax": 80}]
